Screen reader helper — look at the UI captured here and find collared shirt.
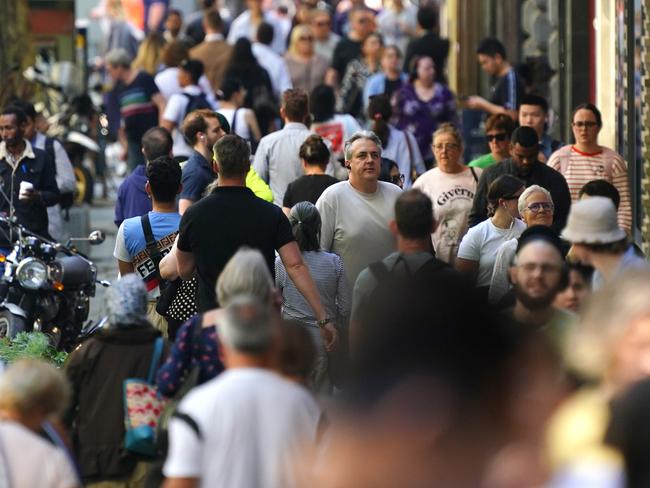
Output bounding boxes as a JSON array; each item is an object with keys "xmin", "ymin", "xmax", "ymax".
[
  {"xmin": 0, "ymin": 139, "xmax": 35, "ymax": 171},
  {"xmin": 253, "ymin": 122, "xmax": 313, "ymax": 205},
  {"xmin": 251, "ymin": 42, "xmax": 293, "ymax": 98},
  {"xmin": 114, "ymin": 164, "xmax": 152, "ymax": 227},
  {"xmin": 204, "ymin": 33, "xmax": 224, "ymax": 42},
  {"xmin": 540, "ymin": 133, "xmax": 563, "ymax": 161},
  {"xmin": 592, "ymin": 246, "xmax": 649, "ymax": 290},
  {"xmin": 180, "ymin": 151, "xmax": 214, "ymax": 202}
]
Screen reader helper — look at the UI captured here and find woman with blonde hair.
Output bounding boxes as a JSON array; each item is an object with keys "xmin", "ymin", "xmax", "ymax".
[
  {"xmin": 132, "ymin": 32, "xmax": 165, "ymax": 75},
  {"xmin": 412, "ymin": 123, "xmax": 480, "ymax": 264},
  {"xmin": 285, "ymin": 25, "xmax": 329, "ymax": 94}
]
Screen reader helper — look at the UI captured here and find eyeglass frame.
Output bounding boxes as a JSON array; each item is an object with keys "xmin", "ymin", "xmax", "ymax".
[
  {"xmin": 432, "ymin": 142, "xmax": 460, "ymax": 152},
  {"xmin": 525, "ymin": 202, "xmax": 554, "ymax": 214},
  {"xmin": 390, "ymin": 173, "xmax": 405, "ymax": 184},
  {"xmin": 572, "ymin": 121, "xmax": 600, "ymax": 129}
]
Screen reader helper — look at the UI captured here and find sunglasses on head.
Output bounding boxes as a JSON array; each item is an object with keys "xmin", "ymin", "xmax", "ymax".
[{"xmin": 486, "ymin": 133, "xmax": 508, "ymax": 142}]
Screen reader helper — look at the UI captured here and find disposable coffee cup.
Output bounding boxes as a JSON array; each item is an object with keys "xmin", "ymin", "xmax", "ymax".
[{"xmin": 19, "ymin": 181, "xmax": 34, "ymax": 200}]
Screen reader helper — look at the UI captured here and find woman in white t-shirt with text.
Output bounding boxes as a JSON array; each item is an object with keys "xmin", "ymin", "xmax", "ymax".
[
  {"xmin": 456, "ymin": 174, "xmax": 526, "ymax": 291},
  {"xmin": 413, "ymin": 123, "xmax": 480, "ymax": 264}
]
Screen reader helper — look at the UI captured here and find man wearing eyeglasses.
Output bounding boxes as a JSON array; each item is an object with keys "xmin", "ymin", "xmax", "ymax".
[
  {"xmin": 469, "ymin": 126, "xmax": 571, "ymax": 234},
  {"xmin": 508, "ymin": 226, "xmax": 574, "ymax": 350}
]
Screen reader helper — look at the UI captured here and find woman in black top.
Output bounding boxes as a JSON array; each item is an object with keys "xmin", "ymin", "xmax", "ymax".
[
  {"xmin": 223, "ymin": 38, "xmax": 277, "ymax": 135},
  {"xmin": 282, "ymin": 135, "xmax": 339, "ymax": 215}
]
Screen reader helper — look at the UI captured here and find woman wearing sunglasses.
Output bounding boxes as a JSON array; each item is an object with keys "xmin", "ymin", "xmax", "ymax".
[
  {"xmin": 488, "ymin": 184, "xmax": 556, "ymax": 306},
  {"xmin": 547, "ymin": 103, "xmax": 632, "ymax": 234},
  {"xmin": 468, "ymin": 113, "xmax": 516, "ymax": 170},
  {"xmin": 456, "ymin": 174, "xmax": 526, "ymax": 292}
]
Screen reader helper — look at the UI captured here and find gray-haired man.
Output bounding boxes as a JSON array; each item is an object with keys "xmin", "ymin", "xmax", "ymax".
[
  {"xmin": 316, "ymin": 131, "xmax": 402, "ymax": 285},
  {"xmin": 163, "ymin": 295, "xmax": 322, "ymax": 488}
]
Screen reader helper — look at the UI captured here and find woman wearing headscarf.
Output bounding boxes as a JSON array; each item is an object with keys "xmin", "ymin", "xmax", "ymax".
[
  {"xmin": 65, "ymin": 274, "xmax": 166, "ymax": 487},
  {"xmin": 275, "ymin": 202, "xmax": 351, "ymax": 394}
]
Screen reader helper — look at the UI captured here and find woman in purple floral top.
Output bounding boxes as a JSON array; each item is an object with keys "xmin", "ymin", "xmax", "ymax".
[
  {"xmin": 392, "ymin": 55, "xmax": 459, "ymax": 167},
  {"xmin": 156, "ymin": 248, "xmax": 276, "ymax": 397}
]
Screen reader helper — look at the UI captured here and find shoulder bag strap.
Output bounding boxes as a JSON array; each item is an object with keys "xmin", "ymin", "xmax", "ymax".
[
  {"xmin": 231, "ymin": 108, "xmax": 239, "ymax": 135},
  {"xmin": 369, "ymin": 260, "xmax": 390, "ymax": 283},
  {"xmin": 403, "ymin": 130, "xmax": 416, "ymax": 182},
  {"xmin": 147, "ymin": 337, "xmax": 164, "ymax": 384},
  {"xmin": 141, "ymin": 214, "xmax": 164, "ymax": 283},
  {"xmin": 172, "ymin": 411, "xmax": 203, "ymax": 440},
  {"xmin": 470, "ymin": 166, "xmax": 478, "ymax": 183}
]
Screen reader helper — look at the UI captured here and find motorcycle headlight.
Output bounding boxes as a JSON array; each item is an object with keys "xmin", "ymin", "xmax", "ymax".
[{"xmin": 16, "ymin": 258, "xmax": 48, "ymax": 290}]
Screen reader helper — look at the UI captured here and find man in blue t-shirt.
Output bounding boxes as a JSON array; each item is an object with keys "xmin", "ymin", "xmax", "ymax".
[{"xmin": 114, "ymin": 156, "xmax": 182, "ymax": 336}]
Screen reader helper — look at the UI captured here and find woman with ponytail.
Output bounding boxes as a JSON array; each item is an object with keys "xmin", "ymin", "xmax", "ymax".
[
  {"xmin": 275, "ymin": 201, "xmax": 351, "ymax": 394},
  {"xmin": 456, "ymin": 175, "xmax": 526, "ymax": 291},
  {"xmin": 367, "ymin": 94, "xmax": 425, "ymax": 188}
]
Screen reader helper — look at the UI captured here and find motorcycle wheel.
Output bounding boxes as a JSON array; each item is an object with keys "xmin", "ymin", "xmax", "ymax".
[
  {"xmin": 0, "ymin": 310, "xmax": 27, "ymax": 339},
  {"xmin": 74, "ymin": 166, "xmax": 94, "ymax": 205}
]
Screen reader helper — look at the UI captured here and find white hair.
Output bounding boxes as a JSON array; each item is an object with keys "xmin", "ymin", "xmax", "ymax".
[
  {"xmin": 343, "ymin": 130, "xmax": 383, "ymax": 161},
  {"xmin": 517, "ymin": 185, "xmax": 553, "ymax": 216},
  {"xmin": 218, "ymin": 295, "xmax": 272, "ymax": 353},
  {"xmin": 216, "ymin": 248, "xmax": 273, "ymax": 306}
]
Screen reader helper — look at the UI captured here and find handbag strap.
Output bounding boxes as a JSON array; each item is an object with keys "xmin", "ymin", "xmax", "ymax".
[
  {"xmin": 403, "ymin": 131, "xmax": 418, "ymax": 183},
  {"xmin": 147, "ymin": 337, "xmax": 164, "ymax": 384},
  {"xmin": 141, "ymin": 214, "xmax": 165, "ymax": 286},
  {"xmin": 231, "ymin": 108, "xmax": 239, "ymax": 135}
]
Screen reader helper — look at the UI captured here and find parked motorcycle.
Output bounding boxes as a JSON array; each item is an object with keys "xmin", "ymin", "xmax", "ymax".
[
  {"xmin": 23, "ymin": 52, "xmax": 111, "ymax": 204},
  {"xmin": 0, "ymin": 216, "xmax": 108, "ymax": 351}
]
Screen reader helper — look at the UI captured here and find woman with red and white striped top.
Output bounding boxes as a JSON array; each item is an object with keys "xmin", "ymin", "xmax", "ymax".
[{"xmin": 547, "ymin": 103, "xmax": 632, "ymax": 233}]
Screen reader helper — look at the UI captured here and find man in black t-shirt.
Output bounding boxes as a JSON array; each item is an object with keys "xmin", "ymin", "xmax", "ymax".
[
  {"xmin": 106, "ymin": 49, "xmax": 166, "ymax": 171},
  {"xmin": 403, "ymin": 5, "xmax": 449, "ymax": 83},
  {"xmin": 282, "ymin": 134, "xmax": 338, "ymax": 214},
  {"xmin": 329, "ymin": 6, "xmax": 376, "ymax": 86},
  {"xmin": 160, "ymin": 135, "xmax": 338, "ymax": 350},
  {"xmin": 466, "ymin": 38, "xmax": 525, "ymax": 122}
]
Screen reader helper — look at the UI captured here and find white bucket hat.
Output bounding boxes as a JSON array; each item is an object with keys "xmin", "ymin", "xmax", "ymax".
[{"xmin": 561, "ymin": 196, "xmax": 626, "ymax": 244}]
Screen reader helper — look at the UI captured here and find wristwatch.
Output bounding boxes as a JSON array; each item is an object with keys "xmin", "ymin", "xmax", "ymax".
[{"xmin": 316, "ymin": 317, "xmax": 333, "ymax": 328}]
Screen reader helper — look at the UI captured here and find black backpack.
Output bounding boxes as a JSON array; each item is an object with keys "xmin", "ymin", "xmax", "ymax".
[
  {"xmin": 355, "ymin": 254, "xmax": 457, "ymax": 350},
  {"xmin": 182, "ymin": 92, "xmax": 211, "ymax": 119}
]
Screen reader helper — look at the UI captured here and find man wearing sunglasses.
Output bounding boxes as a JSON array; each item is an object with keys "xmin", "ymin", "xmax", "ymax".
[{"xmin": 469, "ymin": 126, "xmax": 571, "ymax": 234}]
